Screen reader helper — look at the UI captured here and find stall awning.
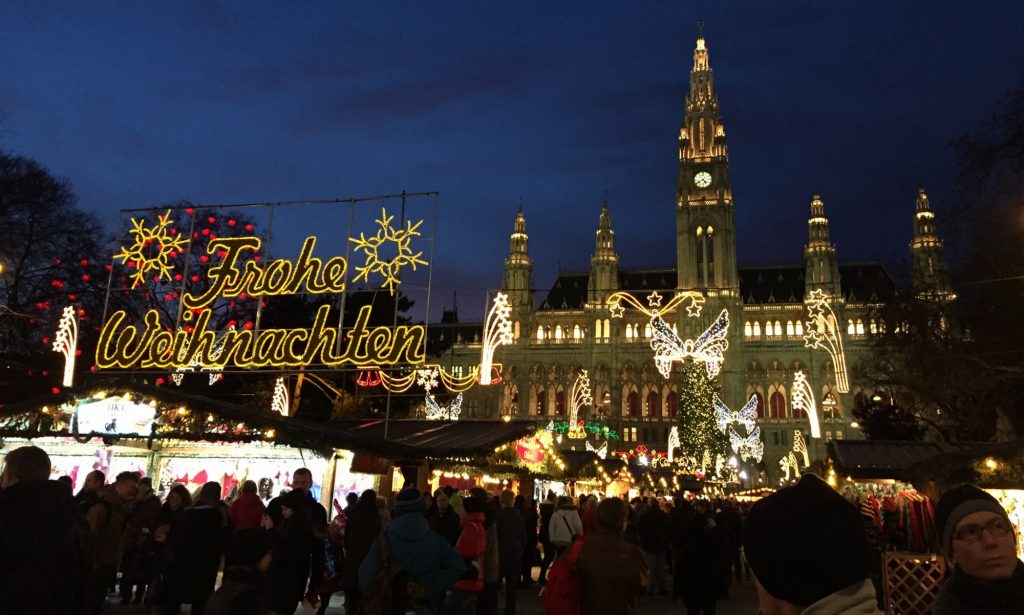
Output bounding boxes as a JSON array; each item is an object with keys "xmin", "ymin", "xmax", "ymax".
[
  {"xmin": 0, "ymin": 382, "xmax": 421, "ymax": 459},
  {"xmin": 829, "ymin": 439, "xmax": 982, "ymax": 481},
  {"xmin": 330, "ymin": 419, "xmax": 537, "ymax": 458}
]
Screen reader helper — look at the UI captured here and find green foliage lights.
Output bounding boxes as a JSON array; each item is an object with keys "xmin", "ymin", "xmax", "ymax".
[{"xmin": 677, "ymin": 361, "xmax": 729, "ymax": 464}]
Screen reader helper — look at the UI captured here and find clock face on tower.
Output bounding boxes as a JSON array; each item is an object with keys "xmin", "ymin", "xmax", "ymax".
[{"xmin": 694, "ymin": 171, "xmax": 712, "ymax": 188}]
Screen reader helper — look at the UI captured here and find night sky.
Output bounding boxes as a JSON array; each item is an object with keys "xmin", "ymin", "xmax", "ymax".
[{"xmin": 3, "ymin": 2, "xmax": 1023, "ymax": 319}]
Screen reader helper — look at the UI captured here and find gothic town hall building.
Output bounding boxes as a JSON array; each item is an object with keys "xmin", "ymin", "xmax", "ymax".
[{"xmin": 441, "ymin": 30, "xmax": 953, "ymax": 478}]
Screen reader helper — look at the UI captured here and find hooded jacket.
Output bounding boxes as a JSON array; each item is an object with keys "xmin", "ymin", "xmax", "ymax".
[{"xmin": 358, "ymin": 511, "xmax": 465, "ymax": 605}]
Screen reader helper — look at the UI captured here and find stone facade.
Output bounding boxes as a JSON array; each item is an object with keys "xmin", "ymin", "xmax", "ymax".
[{"xmin": 435, "ymin": 30, "xmax": 952, "ymax": 480}]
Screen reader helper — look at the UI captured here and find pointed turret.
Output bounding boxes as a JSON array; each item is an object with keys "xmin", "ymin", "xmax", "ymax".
[
  {"xmin": 910, "ymin": 188, "xmax": 955, "ymax": 301},
  {"xmin": 804, "ymin": 194, "xmax": 842, "ymax": 298},
  {"xmin": 676, "ymin": 24, "xmax": 739, "ymax": 293},
  {"xmin": 502, "ymin": 208, "xmax": 534, "ymax": 310},
  {"xmin": 588, "ymin": 202, "xmax": 620, "ymax": 305}
]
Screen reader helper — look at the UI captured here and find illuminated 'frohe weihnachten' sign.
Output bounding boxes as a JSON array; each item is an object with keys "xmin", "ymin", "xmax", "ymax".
[{"xmin": 96, "ymin": 211, "xmax": 427, "ymax": 370}]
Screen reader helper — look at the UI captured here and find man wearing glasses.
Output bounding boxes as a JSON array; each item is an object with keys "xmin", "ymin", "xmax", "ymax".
[{"xmin": 934, "ymin": 484, "xmax": 1024, "ymax": 614}]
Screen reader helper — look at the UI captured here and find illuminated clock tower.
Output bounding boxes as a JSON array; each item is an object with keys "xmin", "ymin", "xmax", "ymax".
[{"xmin": 676, "ymin": 24, "xmax": 738, "ymax": 295}]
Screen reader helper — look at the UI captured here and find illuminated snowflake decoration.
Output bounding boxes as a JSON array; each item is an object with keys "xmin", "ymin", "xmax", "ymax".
[
  {"xmin": 349, "ymin": 208, "xmax": 428, "ymax": 295},
  {"xmin": 416, "ymin": 367, "xmax": 439, "ymax": 394},
  {"xmin": 114, "ymin": 209, "xmax": 189, "ymax": 289}
]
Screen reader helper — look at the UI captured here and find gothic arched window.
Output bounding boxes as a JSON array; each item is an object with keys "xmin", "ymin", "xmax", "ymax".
[
  {"xmin": 769, "ymin": 391, "xmax": 786, "ymax": 419},
  {"xmin": 627, "ymin": 391, "xmax": 640, "ymax": 417},
  {"xmin": 647, "ymin": 391, "xmax": 661, "ymax": 418}
]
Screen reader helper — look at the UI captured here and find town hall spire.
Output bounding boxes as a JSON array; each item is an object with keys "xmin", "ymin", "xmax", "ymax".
[{"xmin": 676, "ymin": 24, "xmax": 738, "ymax": 293}]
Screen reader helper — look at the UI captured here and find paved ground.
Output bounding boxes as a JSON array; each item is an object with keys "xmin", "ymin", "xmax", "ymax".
[{"xmin": 104, "ymin": 576, "xmax": 760, "ymax": 614}]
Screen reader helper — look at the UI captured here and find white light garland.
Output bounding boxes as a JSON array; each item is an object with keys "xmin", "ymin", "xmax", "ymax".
[
  {"xmin": 791, "ymin": 371, "xmax": 821, "ymax": 438},
  {"xmin": 479, "ymin": 292, "xmax": 513, "ymax": 386},
  {"xmin": 425, "ymin": 393, "xmax": 463, "ymax": 421},
  {"xmin": 271, "ymin": 377, "xmax": 289, "ymax": 416},
  {"xmin": 651, "ymin": 309, "xmax": 729, "ymax": 379},
  {"xmin": 52, "ymin": 305, "xmax": 78, "ymax": 388},
  {"xmin": 803, "ymin": 290, "xmax": 849, "ymax": 393},
  {"xmin": 568, "ymin": 370, "xmax": 593, "ymax": 439},
  {"xmin": 667, "ymin": 425, "xmax": 681, "ymax": 463}
]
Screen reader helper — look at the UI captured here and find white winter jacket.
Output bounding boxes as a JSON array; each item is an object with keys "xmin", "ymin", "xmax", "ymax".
[{"xmin": 549, "ymin": 507, "xmax": 583, "ymax": 547}]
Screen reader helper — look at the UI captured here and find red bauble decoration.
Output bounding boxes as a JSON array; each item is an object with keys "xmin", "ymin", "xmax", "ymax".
[{"xmin": 516, "ymin": 438, "xmax": 546, "ymax": 464}]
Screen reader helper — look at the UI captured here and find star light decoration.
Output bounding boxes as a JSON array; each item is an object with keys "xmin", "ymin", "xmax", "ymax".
[
  {"xmin": 791, "ymin": 371, "xmax": 822, "ymax": 438},
  {"xmin": 479, "ymin": 292, "xmax": 513, "ymax": 386},
  {"xmin": 349, "ymin": 208, "xmax": 428, "ymax": 295},
  {"xmin": 714, "ymin": 395, "xmax": 764, "ymax": 462},
  {"xmin": 271, "ymin": 377, "xmax": 289, "ymax": 416},
  {"xmin": 606, "ymin": 290, "xmax": 722, "ymax": 379},
  {"xmin": 52, "ymin": 305, "xmax": 79, "ymax": 387},
  {"xmin": 567, "ymin": 370, "xmax": 593, "ymax": 439},
  {"xmin": 803, "ymin": 289, "xmax": 849, "ymax": 393},
  {"xmin": 113, "ymin": 209, "xmax": 189, "ymax": 289},
  {"xmin": 425, "ymin": 393, "xmax": 463, "ymax": 421}
]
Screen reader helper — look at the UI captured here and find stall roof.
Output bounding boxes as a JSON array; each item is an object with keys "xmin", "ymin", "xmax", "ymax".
[
  {"xmin": 330, "ymin": 419, "xmax": 537, "ymax": 457},
  {"xmin": 829, "ymin": 439, "xmax": 983, "ymax": 480},
  {"xmin": 0, "ymin": 382, "xmax": 421, "ymax": 459}
]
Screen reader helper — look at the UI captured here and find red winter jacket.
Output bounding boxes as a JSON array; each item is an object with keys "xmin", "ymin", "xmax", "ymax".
[
  {"xmin": 453, "ymin": 512, "xmax": 487, "ymax": 592},
  {"xmin": 229, "ymin": 492, "xmax": 266, "ymax": 531}
]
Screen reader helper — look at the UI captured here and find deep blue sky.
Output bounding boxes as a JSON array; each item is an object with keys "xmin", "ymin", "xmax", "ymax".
[{"xmin": 3, "ymin": 2, "xmax": 1023, "ymax": 319}]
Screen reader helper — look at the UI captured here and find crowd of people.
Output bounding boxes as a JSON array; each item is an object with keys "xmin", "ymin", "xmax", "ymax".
[{"xmin": 0, "ymin": 443, "xmax": 1022, "ymax": 615}]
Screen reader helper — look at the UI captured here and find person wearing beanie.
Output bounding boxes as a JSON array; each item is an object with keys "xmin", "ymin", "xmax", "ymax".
[
  {"xmin": 266, "ymin": 488, "xmax": 316, "ymax": 614},
  {"xmin": 205, "ymin": 528, "xmax": 273, "ymax": 615},
  {"xmin": 933, "ymin": 484, "xmax": 1024, "ymax": 615},
  {"xmin": 360, "ymin": 488, "xmax": 465, "ymax": 615},
  {"xmin": 742, "ymin": 473, "xmax": 881, "ymax": 615}
]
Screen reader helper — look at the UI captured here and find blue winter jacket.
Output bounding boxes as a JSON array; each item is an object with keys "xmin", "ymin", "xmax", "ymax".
[{"xmin": 358, "ymin": 511, "xmax": 465, "ymax": 612}]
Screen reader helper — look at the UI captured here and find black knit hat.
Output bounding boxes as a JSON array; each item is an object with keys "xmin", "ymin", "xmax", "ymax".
[
  {"xmin": 394, "ymin": 487, "xmax": 426, "ymax": 517},
  {"xmin": 743, "ymin": 474, "xmax": 871, "ymax": 607},
  {"xmin": 934, "ymin": 484, "xmax": 1009, "ymax": 555}
]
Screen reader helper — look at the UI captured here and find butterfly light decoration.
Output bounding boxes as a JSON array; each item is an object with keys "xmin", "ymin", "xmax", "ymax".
[
  {"xmin": 425, "ymin": 393, "xmax": 463, "ymax": 421},
  {"xmin": 649, "ymin": 309, "xmax": 730, "ymax": 379},
  {"xmin": 714, "ymin": 395, "xmax": 758, "ymax": 435},
  {"xmin": 729, "ymin": 425, "xmax": 764, "ymax": 463},
  {"xmin": 585, "ymin": 440, "xmax": 608, "ymax": 459}
]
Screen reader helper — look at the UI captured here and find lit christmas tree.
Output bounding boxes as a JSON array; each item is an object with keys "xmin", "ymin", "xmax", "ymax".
[{"xmin": 677, "ymin": 360, "xmax": 729, "ymax": 470}]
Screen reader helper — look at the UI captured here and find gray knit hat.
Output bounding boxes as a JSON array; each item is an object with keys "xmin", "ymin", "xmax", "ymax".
[{"xmin": 934, "ymin": 484, "xmax": 1010, "ymax": 555}]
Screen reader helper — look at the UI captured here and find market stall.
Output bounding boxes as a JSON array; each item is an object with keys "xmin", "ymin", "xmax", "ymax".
[{"xmin": 0, "ymin": 381, "xmax": 412, "ymax": 509}]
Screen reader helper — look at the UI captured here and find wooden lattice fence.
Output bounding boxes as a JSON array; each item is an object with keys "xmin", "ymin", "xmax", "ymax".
[{"xmin": 882, "ymin": 552, "xmax": 948, "ymax": 615}]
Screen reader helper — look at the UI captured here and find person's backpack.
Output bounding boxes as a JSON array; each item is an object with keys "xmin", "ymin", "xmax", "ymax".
[
  {"xmin": 542, "ymin": 537, "xmax": 586, "ymax": 615},
  {"xmin": 361, "ymin": 532, "xmax": 410, "ymax": 615}
]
